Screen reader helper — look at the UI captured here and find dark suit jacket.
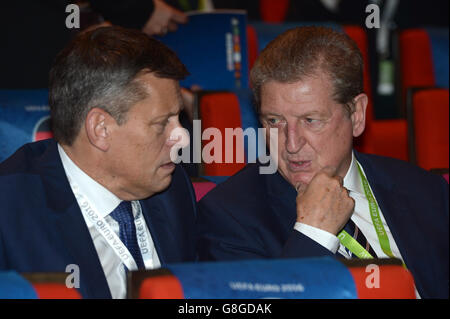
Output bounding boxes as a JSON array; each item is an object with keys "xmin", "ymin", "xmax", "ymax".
[
  {"xmin": 0, "ymin": 139, "xmax": 197, "ymax": 298},
  {"xmin": 197, "ymin": 151, "xmax": 449, "ymax": 298}
]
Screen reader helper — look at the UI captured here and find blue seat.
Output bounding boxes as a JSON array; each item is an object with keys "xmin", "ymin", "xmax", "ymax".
[
  {"xmin": 0, "ymin": 89, "xmax": 52, "ymax": 163},
  {"xmin": 162, "ymin": 257, "xmax": 357, "ymax": 299},
  {"xmin": 0, "ymin": 271, "xmax": 38, "ymax": 299},
  {"xmin": 158, "ymin": 12, "xmax": 250, "ymax": 91},
  {"xmin": 250, "ymin": 21, "xmax": 342, "ymax": 52},
  {"xmin": 427, "ymin": 27, "xmax": 449, "ymax": 89}
]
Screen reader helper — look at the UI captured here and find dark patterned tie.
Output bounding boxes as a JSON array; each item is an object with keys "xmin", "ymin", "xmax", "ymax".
[
  {"xmin": 342, "ymin": 219, "xmax": 377, "ymax": 258},
  {"xmin": 110, "ymin": 201, "xmax": 145, "ymax": 270}
]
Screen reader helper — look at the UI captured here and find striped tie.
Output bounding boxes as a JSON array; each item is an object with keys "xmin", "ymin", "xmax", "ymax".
[{"xmin": 342, "ymin": 219, "xmax": 377, "ymax": 258}]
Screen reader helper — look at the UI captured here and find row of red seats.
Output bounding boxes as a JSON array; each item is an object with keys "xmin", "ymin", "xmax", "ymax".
[{"xmin": 1, "ymin": 258, "xmax": 416, "ymax": 299}]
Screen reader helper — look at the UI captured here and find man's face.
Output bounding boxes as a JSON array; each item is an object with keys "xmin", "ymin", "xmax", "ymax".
[
  {"xmin": 107, "ymin": 73, "xmax": 187, "ymax": 200},
  {"xmin": 259, "ymin": 74, "xmax": 359, "ymax": 189}
]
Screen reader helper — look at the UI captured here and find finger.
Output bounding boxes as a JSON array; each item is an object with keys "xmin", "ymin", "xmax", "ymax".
[
  {"xmin": 295, "ymin": 182, "xmax": 307, "ymax": 195},
  {"xmin": 170, "ymin": 9, "xmax": 188, "ymax": 24},
  {"xmin": 159, "ymin": 25, "xmax": 168, "ymax": 35},
  {"xmin": 320, "ymin": 166, "xmax": 337, "ymax": 177},
  {"xmin": 334, "ymin": 175, "xmax": 344, "ymax": 186},
  {"xmin": 342, "ymin": 186, "xmax": 350, "ymax": 196},
  {"xmin": 348, "ymin": 196, "xmax": 355, "ymax": 210},
  {"xmin": 167, "ymin": 21, "xmax": 178, "ymax": 32}
]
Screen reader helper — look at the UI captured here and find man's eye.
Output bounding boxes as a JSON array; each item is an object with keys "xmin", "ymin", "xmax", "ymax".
[
  {"xmin": 152, "ymin": 120, "xmax": 169, "ymax": 133},
  {"xmin": 267, "ymin": 118, "xmax": 280, "ymax": 125},
  {"xmin": 158, "ymin": 119, "xmax": 169, "ymax": 127},
  {"xmin": 305, "ymin": 118, "xmax": 319, "ymax": 124}
]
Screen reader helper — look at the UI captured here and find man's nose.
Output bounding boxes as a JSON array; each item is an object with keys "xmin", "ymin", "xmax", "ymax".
[
  {"xmin": 285, "ymin": 124, "xmax": 306, "ymax": 154},
  {"xmin": 168, "ymin": 120, "xmax": 190, "ymax": 149}
]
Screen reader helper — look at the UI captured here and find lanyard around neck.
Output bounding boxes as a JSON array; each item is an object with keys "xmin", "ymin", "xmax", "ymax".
[
  {"xmin": 356, "ymin": 162, "xmax": 394, "ymax": 258},
  {"xmin": 337, "ymin": 162, "xmax": 394, "ymax": 259},
  {"xmin": 68, "ymin": 176, "xmax": 155, "ymax": 270}
]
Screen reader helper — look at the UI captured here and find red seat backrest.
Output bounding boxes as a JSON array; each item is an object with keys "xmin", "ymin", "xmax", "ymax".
[
  {"xmin": 259, "ymin": 0, "xmax": 289, "ymax": 23},
  {"xmin": 343, "ymin": 26, "xmax": 374, "ymax": 125},
  {"xmin": 348, "ymin": 264, "xmax": 416, "ymax": 299},
  {"xmin": 139, "ymin": 275, "xmax": 184, "ymax": 299},
  {"xmin": 413, "ymin": 89, "xmax": 449, "ymax": 170},
  {"xmin": 32, "ymin": 283, "xmax": 82, "ymax": 299},
  {"xmin": 246, "ymin": 25, "xmax": 259, "ymax": 71},
  {"xmin": 199, "ymin": 93, "xmax": 246, "ymax": 176},
  {"xmin": 399, "ymin": 29, "xmax": 435, "ymax": 103}
]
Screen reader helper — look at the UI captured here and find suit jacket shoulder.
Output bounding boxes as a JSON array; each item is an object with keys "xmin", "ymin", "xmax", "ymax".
[
  {"xmin": 356, "ymin": 152, "xmax": 448, "ymax": 298},
  {"xmin": 199, "ymin": 163, "xmax": 264, "ymax": 208},
  {"xmin": 0, "ymin": 139, "xmax": 198, "ymax": 298},
  {"xmin": 356, "ymin": 151, "xmax": 448, "ymax": 219}
]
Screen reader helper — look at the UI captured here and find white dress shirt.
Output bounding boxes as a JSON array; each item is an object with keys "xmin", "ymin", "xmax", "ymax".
[
  {"xmin": 58, "ymin": 144, "xmax": 160, "ymax": 299},
  {"xmin": 294, "ymin": 152, "xmax": 404, "ymax": 261}
]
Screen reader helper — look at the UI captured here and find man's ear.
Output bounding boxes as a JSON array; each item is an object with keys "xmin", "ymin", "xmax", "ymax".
[
  {"xmin": 85, "ymin": 108, "xmax": 113, "ymax": 152},
  {"xmin": 351, "ymin": 93, "xmax": 368, "ymax": 138}
]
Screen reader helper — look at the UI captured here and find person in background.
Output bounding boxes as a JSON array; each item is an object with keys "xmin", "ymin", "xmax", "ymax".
[{"xmin": 0, "ymin": 0, "xmax": 187, "ymax": 89}]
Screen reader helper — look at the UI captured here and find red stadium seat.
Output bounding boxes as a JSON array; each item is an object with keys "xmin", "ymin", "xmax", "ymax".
[
  {"xmin": 360, "ymin": 119, "xmax": 408, "ymax": 160},
  {"xmin": 344, "ymin": 26, "xmax": 408, "ymax": 161},
  {"xmin": 199, "ymin": 93, "xmax": 246, "ymax": 176},
  {"xmin": 409, "ymin": 89, "xmax": 449, "ymax": 170},
  {"xmin": 399, "ymin": 29, "xmax": 436, "ymax": 105},
  {"xmin": 139, "ymin": 275, "xmax": 184, "ymax": 299},
  {"xmin": 133, "ymin": 258, "xmax": 416, "ymax": 299},
  {"xmin": 259, "ymin": 0, "xmax": 289, "ymax": 23},
  {"xmin": 343, "ymin": 26, "xmax": 374, "ymax": 125},
  {"xmin": 32, "ymin": 283, "xmax": 82, "ymax": 299},
  {"xmin": 347, "ymin": 263, "xmax": 416, "ymax": 299},
  {"xmin": 22, "ymin": 272, "xmax": 82, "ymax": 299},
  {"xmin": 247, "ymin": 25, "xmax": 259, "ymax": 71},
  {"xmin": 399, "ymin": 28, "xmax": 448, "ymax": 166}
]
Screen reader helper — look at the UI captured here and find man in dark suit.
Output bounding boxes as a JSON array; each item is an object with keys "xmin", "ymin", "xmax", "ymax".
[
  {"xmin": 0, "ymin": 26, "xmax": 196, "ymax": 298},
  {"xmin": 197, "ymin": 26, "xmax": 448, "ymax": 298}
]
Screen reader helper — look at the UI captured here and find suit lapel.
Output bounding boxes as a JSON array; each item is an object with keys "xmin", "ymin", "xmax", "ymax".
[
  {"xmin": 366, "ymin": 180, "xmax": 421, "ymax": 269},
  {"xmin": 38, "ymin": 140, "xmax": 111, "ymax": 298},
  {"xmin": 49, "ymin": 202, "xmax": 112, "ymax": 298},
  {"xmin": 355, "ymin": 152, "xmax": 421, "ymax": 269},
  {"xmin": 140, "ymin": 194, "xmax": 180, "ymax": 265}
]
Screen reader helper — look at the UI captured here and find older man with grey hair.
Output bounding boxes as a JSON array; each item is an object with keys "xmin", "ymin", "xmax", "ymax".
[{"xmin": 197, "ymin": 26, "xmax": 449, "ymax": 299}]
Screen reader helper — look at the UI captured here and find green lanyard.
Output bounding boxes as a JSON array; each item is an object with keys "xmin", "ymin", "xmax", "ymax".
[
  {"xmin": 337, "ymin": 230, "xmax": 374, "ymax": 259},
  {"xmin": 337, "ymin": 162, "xmax": 395, "ymax": 259}
]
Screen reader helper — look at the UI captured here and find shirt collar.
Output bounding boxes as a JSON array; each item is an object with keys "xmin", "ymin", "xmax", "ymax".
[
  {"xmin": 57, "ymin": 143, "xmax": 121, "ymax": 221},
  {"xmin": 343, "ymin": 151, "xmax": 365, "ymax": 195}
]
